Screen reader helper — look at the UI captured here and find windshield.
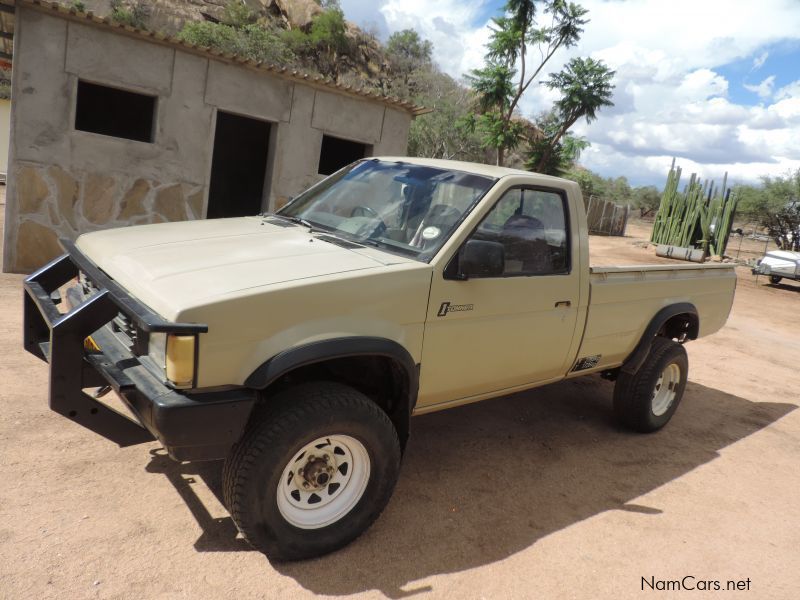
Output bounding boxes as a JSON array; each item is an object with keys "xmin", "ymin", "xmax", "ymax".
[{"xmin": 276, "ymin": 160, "xmax": 496, "ymax": 260}]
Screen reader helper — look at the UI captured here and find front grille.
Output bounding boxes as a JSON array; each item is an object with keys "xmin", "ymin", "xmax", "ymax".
[
  {"xmin": 79, "ymin": 270, "xmax": 140, "ymax": 354},
  {"xmin": 80, "ymin": 271, "xmax": 99, "ymax": 296},
  {"xmin": 111, "ymin": 312, "xmax": 138, "ymax": 352}
]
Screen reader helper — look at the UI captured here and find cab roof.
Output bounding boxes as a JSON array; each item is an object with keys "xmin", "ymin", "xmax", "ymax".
[{"xmin": 375, "ymin": 156, "xmax": 570, "ymax": 183}]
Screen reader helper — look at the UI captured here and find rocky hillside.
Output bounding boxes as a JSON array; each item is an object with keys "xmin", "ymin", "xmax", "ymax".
[
  {"xmin": 68, "ymin": 0, "xmax": 392, "ymax": 92},
  {"xmin": 73, "ymin": 0, "xmax": 327, "ymax": 33}
]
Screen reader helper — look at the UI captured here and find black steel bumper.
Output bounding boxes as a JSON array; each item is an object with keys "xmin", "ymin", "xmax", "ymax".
[{"xmin": 23, "ymin": 240, "xmax": 257, "ymax": 461}]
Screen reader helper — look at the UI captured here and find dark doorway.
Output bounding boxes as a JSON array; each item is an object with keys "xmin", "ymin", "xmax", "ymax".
[{"xmin": 207, "ymin": 111, "xmax": 271, "ymax": 218}]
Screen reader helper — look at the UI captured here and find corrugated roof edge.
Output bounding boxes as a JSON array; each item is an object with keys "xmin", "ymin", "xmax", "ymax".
[{"xmin": 17, "ymin": 0, "xmax": 432, "ymax": 117}]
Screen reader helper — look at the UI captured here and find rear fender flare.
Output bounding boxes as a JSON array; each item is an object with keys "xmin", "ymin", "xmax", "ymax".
[{"xmin": 621, "ymin": 303, "xmax": 698, "ymax": 375}]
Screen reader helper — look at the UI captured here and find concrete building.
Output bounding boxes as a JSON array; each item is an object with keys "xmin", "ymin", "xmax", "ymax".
[{"xmin": 2, "ymin": 0, "xmax": 426, "ymax": 273}]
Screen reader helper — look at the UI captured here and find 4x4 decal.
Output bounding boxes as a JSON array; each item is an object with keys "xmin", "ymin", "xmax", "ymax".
[{"xmin": 437, "ymin": 302, "xmax": 474, "ymax": 317}]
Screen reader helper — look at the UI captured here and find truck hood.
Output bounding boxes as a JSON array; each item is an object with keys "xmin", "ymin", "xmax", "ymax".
[{"xmin": 76, "ymin": 217, "xmax": 411, "ymax": 320}]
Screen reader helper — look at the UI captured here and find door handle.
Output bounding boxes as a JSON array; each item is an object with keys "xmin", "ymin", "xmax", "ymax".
[{"xmin": 555, "ymin": 300, "xmax": 572, "ymax": 308}]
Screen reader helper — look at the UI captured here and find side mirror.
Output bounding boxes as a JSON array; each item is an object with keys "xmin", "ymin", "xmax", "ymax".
[{"xmin": 458, "ymin": 240, "xmax": 504, "ymax": 279}]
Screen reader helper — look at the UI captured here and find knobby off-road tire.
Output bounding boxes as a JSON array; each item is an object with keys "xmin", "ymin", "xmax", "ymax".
[
  {"xmin": 613, "ymin": 337, "xmax": 688, "ymax": 433},
  {"xmin": 222, "ymin": 382, "xmax": 401, "ymax": 561}
]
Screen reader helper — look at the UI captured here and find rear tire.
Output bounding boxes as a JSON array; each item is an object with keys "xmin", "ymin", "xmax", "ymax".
[
  {"xmin": 223, "ymin": 382, "xmax": 401, "ymax": 561},
  {"xmin": 613, "ymin": 337, "xmax": 688, "ymax": 433},
  {"xmin": 769, "ymin": 275, "xmax": 782, "ymax": 284}
]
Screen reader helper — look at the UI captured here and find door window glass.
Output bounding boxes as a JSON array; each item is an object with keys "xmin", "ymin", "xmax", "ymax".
[{"xmin": 470, "ymin": 188, "xmax": 570, "ymax": 275}]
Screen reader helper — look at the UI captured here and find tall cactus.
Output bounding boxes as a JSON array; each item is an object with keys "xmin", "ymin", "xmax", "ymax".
[{"xmin": 650, "ymin": 162, "xmax": 739, "ymax": 256}]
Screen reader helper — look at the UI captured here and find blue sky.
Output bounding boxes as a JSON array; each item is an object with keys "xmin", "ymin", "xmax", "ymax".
[
  {"xmin": 718, "ymin": 40, "xmax": 800, "ymax": 105},
  {"xmin": 341, "ymin": 0, "xmax": 800, "ymax": 188}
]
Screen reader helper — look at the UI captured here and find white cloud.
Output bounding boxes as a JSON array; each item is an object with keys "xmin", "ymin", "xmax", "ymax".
[
  {"xmin": 744, "ymin": 75, "xmax": 776, "ymax": 99},
  {"xmin": 341, "ymin": 0, "xmax": 800, "ymax": 185},
  {"xmin": 378, "ymin": 0, "xmax": 492, "ymax": 77},
  {"xmin": 676, "ymin": 69, "xmax": 729, "ymax": 101},
  {"xmin": 752, "ymin": 51, "xmax": 769, "ymax": 70},
  {"xmin": 775, "ymin": 79, "xmax": 800, "ymax": 101}
]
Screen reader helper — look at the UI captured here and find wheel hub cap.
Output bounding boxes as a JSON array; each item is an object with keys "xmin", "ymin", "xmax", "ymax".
[
  {"xmin": 652, "ymin": 362, "xmax": 681, "ymax": 416},
  {"xmin": 277, "ymin": 435, "xmax": 370, "ymax": 530},
  {"xmin": 297, "ymin": 451, "xmax": 337, "ymax": 491}
]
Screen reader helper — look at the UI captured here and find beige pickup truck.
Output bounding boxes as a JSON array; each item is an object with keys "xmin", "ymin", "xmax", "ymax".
[{"xmin": 24, "ymin": 157, "xmax": 736, "ymax": 560}]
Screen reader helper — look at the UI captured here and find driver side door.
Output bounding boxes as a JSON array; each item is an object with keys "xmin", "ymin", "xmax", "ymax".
[{"xmin": 416, "ymin": 186, "xmax": 582, "ymax": 409}]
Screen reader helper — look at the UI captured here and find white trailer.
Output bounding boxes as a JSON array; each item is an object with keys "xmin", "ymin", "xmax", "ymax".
[{"xmin": 752, "ymin": 249, "xmax": 800, "ymax": 284}]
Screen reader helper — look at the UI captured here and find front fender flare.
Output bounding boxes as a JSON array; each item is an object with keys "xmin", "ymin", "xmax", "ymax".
[{"xmin": 244, "ymin": 337, "xmax": 419, "ymax": 449}]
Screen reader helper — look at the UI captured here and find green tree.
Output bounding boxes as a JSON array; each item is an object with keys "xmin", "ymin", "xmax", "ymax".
[
  {"xmin": 632, "ymin": 186, "xmax": 661, "ymax": 217},
  {"xmin": 408, "ymin": 69, "xmax": 485, "ymax": 162},
  {"xmin": 109, "ymin": 0, "xmax": 150, "ymax": 29},
  {"xmin": 386, "ymin": 29, "xmax": 433, "ymax": 91},
  {"xmin": 222, "ymin": 0, "xmax": 256, "ymax": 28},
  {"xmin": 608, "ymin": 175, "xmax": 632, "ymax": 204},
  {"xmin": 282, "ymin": 8, "xmax": 351, "ymax": 80},
  {"xmin": 524, "ymin": 110, "xmax": 588, "ymax": 175},
  {"xmin": 467, "ymin": 0, "xmax": 588, "ymax": 166},
  {"xmin": 177, "ymin": 21, "xmax": 296, "ymax": 66},
  {"xmin": 528, "ymin": 56, "xmax": 614, "ymax": 172},
  {"xmin": 736, "ymin": 170, "xmax": 800, "ymax": 219},
  {"xmin": 386, "ymin": 29, "xmax": 432, "ymax": 68},
  {"xmin": 737, "ymin": 169, "xmax": 800, "ymax": 249},
  {"xmin": 309, "ymin": 8, "xmax": 350, "ymax": 78}
]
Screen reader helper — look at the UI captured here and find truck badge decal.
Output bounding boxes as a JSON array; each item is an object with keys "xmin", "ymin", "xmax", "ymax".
[{"xmin": 437, "ymin": 302, "xmax": 474, "ymax": 317}]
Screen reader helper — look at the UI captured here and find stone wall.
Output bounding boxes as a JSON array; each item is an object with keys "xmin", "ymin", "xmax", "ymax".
[{"xmin": 12, "ymin": 162, "xmax": 203, "ymax": 271}]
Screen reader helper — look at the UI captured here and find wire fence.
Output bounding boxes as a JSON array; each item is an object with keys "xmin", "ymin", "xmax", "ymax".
[{"xmin": 585, "ymin": 195, "xmax": 630, "ymax": 236}]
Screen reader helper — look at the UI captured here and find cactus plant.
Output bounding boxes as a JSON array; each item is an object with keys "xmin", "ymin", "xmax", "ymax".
[{"xmin": 650, "ymin": 162, "xmax": 739, "ymax": 256}]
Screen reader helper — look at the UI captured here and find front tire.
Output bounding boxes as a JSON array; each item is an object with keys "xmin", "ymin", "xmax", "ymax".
[
  {"xmin": 613, "ymin": 337, "xmax": 688, "ymax": 432},
  {"xmin": 769, "ymin": 275, "xmax": 782, "ymax": 284},
  {"xmin": 223, "ymin": 382, "xmax": 401, "ymax": 560}
]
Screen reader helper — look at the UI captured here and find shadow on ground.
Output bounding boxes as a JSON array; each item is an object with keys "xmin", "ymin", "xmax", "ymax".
[
  {"xmin": 765, "ymin": 280, "xmax": 800, "ymax": 292},
  {"xmin": 146, "ymin": 376, "xmax": 795, "ymax": 598}
]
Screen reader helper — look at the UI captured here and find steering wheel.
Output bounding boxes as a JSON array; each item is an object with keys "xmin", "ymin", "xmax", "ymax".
[
  {"xmin": 349, "ymin": 205, "xmax": 387, "ymax": 238},
  {"xmin": 350, "ymin": 205, "xmax": 381, "ymax": 219}
]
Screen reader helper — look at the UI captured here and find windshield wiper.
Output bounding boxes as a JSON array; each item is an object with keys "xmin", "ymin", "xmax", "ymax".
[
  {"xmin": 360, "ymin": 237, "xmax": 419, "ymax": 257},
  {"xmin": 271, "ymin": 214, "xmax": 319, "ymax": 232}
]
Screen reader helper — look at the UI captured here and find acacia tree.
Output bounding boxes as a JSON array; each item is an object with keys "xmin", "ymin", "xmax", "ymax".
[
  {"xmin": 467, "ymin": 0, "xmax": 588, "ymax": 165},
  {"xmin": 754, "ymin": 169, "xmax": 800, "ymax": 250}
]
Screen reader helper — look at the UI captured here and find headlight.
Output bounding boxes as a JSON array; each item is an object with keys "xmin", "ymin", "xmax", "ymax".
[
  {"xmin": 148, "ymin": 333, "xmax": 196, "ymax": 388},
  {"xmin": 166, "ymin": 335, "xmax": 196, "ymax": 387}
]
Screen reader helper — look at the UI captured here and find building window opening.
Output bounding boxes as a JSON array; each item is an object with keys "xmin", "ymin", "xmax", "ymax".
[
  {"xmin": 318, "ymin": 135, "xmax": 369, "ymax": 175},
  {"xmin": 75, "ymin": 80, "xmax": 156, "ymax": 143}
]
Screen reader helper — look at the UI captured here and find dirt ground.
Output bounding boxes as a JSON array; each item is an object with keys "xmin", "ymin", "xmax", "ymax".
[{"xmin": 1, "ymin": 209, "xmax": 799, "ymax": 600}]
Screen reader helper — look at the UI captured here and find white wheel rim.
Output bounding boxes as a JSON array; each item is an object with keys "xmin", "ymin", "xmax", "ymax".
[
  {"xmin": 652, "ymin": 363, "xmax": 681, "ymax": 416},
  {"xmin": 276, "ymin": 435, "xmax": 370, "ymax": 530}
]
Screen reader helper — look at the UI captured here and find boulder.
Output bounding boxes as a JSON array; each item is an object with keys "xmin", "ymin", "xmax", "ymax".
[{"xmin": 275, "ymin": 0, "xmax": 322, "ymax": 30}]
